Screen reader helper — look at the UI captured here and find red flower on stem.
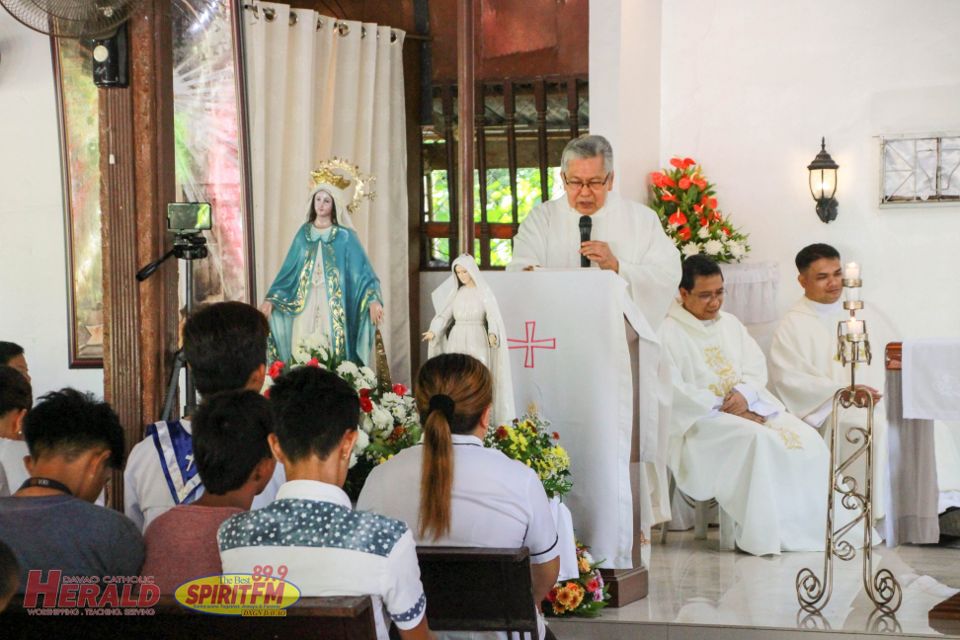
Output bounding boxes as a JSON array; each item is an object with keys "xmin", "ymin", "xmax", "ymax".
[
  {"xmin": 360, "ymin": 397, "xmax": 374, "ymax": 413},
  {"xmin": 661, "ymin": 192, "xmax": 678, "ymax": 203},
  {"xmin": 678, "ymin": 177, "xmax": 691, "ymax": 190},
  {"xmin": 677, "ymin": 226, "xmax": 692, "ymax": 241},
  {"xmin": 693, "ymin": 203, "xmax": 704, "ymax": 214},
  {"xmin": 711, "ymin": 210, "xmax": 722, "ymax": 222},
  {"xmin": 359, "ymin": 388, "xmax": 371, "ymax": 399},
  {"xmin": 669, "ymin": 157, "xmax": 684, "ymax": 169},
  {"xmin": 706, "ymin": 197, "xmax": 718, "ymax": 209},
  {"xmin": 668, "ymin": 211, "xmax": 687, "ymax": 226},
  {"xmin": 692, "ymin": 177, "xmax": 707, "ymax": 190},
  {"xmin": 552, "ymin": 431, "xmax": 561, "ymax": 440},
  {"xmin": 392, "ymin": 383, "xmax": 408, "ymax": 396},
  {"xmin": 722, "ymin": 227, "xmax": 731, "ymax": 236},
  {"xmin": 268, "ymin": 361, "xmax": 285, "ymax": 380},
  {"xmin": 699, "ymin": 216, "xmax": 709, "ymax": 227},
  {"xmin": 306, "ymin": 358, "xmax": 320, "ymax": 368},
  {"xmin": 546, "ymin": 588, "xmax": 559, "ymax": 603},
  {"xmin": 495, "ymin": 426, "xmax": 509, "ymax": 440}
]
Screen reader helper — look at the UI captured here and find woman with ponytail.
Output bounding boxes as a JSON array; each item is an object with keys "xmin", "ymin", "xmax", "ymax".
[{"xmin": 359, "ymin": 354, "xmax": 559, "ymax": 639}]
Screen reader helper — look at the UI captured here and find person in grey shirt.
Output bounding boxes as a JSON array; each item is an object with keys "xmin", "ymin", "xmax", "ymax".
[{"xmin": 0, "ymin": 389, "xmax": 143, "ymax": 591}]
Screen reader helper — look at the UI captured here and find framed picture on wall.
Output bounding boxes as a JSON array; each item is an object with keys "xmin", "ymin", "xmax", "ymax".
[{"xmin": 51, "ymin": 37, "xmax": 104, "ymax": 368}]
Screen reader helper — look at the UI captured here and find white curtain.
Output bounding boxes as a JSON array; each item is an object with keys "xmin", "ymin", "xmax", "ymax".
[{"xmin": 244, "ymin": 2, "xmax": 411, "ymax": 381}]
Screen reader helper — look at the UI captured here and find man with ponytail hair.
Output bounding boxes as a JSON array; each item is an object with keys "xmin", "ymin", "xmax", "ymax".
[
  {"xmin": 218, "ymin": 367, "xmax": 431, "ymax": 640},
  {"xmin": 360, "ymin": 354, "xmax": 560, "ymax": 640}
]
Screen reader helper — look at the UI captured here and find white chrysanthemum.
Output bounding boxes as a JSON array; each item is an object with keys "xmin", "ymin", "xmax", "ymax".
[
  {"xmin": 380, "ymin": 392, "xmax": 401, "ymax": 405},
  {"xmin": 359, "ymin": 413, "xmax": 374, "ymax": 434},
  {"xmin": 681, "ymin": 243, "xmax": 701, "ymax": 258},
  {"xmin": 336, "ymin": 361, "xmax": 360, "ymax": 378},
  {"xmin": 391, "ymin": 406, "xmax": 408, "ymax": 421},
  {"xmin": 349, "ymin": 429, "xmax": 370, "ymax": 468},
  {"xmin": 371, "ymin": 407, "xmax": 393, "ymax": 431},
  {"xmin": 704, "ymin": 239, "xmax": 723, "ymax": 255},
  {"xmin": 729, "ymin": 242, "xmax": 746, "ymax": 258},
  {"xmin": 697, "ymin": 226, "xmax": 711, "ymax": 239}
]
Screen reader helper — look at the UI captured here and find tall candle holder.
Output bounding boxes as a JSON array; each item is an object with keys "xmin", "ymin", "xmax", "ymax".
[{"xmin": 796, "ymin": 264, "xmax": 901, "ymax": 614}]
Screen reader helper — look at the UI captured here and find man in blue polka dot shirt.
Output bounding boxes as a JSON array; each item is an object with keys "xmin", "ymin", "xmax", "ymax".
[{"xmin": 218, "ymin": 367, "xmax": 431, "ymax": 639}]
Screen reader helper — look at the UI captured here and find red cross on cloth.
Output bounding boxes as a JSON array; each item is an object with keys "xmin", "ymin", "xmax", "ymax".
[{"xmin": 507, "ymin": 321, "xmax": 557, "ymax": 369}]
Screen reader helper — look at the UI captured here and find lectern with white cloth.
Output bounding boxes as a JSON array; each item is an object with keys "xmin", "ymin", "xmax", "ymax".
[{"xmin": 430, "ymin": 269, "xmax": 668, "ymax": 600}]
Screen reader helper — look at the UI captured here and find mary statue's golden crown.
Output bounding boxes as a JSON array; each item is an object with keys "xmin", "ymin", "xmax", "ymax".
[{"xmin": 310, "ymin": 167, "xmax": 352, "ymax": 189}]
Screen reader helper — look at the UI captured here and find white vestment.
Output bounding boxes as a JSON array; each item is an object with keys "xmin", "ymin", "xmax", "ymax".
[
  {"xmin": 660, "ymin": 301, "xmax": 830, "ymax": 556},
  {"xmin": 769, "ymin": 296, "xmax": 889, "ymax": 520},
  {"xmin": 507, "ymin": 192, "xmax": 680, "ymax": 536},
  {"xmin": 507, "ymin": 192, "xmax": 681, "ymax": 331}
]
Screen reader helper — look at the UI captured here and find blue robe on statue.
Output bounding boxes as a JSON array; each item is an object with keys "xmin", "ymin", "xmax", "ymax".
[{"xmin": 265, "ymin": 223, "xmax": 382, "ymax": 365}]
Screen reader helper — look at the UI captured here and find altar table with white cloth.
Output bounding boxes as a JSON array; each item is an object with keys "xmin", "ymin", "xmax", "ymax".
[
  {"xmin": 432, "ymin": 270, "xmax": 667, "ymax": 569},
  {"xmin": 883, "ymin": 338, "xmax": 960, "ymax": 545},
  {"xmin": 716, "ymin": 261, "xmax": 779, "ymax": 325}
]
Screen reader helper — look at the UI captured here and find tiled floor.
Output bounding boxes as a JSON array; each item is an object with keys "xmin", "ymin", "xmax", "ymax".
[{"xmin": 550, "ymin": 531, "xmax": 960, "ymax": 639}]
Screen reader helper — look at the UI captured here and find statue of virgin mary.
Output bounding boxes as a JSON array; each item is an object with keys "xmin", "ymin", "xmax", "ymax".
[
  {"xmin": 424, "ymin": 254, "xmax": 516, "ymax": 424},
  {"xmin": 259, "ymin": 173, "xmax": 383, "ymax": 366}
]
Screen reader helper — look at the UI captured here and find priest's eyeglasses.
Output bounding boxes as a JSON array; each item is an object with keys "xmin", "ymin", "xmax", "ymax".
[
  {"xmin": 563, "ymin": 174, "xmax": 611, "ymax": 192},
  {"xmin": 693, "ymin": 289, "xmax": 725, "ymax": 301}
]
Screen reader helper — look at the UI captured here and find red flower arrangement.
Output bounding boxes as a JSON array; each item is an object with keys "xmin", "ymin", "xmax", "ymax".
[{"xmin": 649, "ymin": 157, "xmax": 750, "ymax": 263}]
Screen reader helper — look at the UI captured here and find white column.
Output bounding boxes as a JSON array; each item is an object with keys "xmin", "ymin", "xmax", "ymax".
[{"xmin": 589, "ymin": 0, "xmax": 662, "ymax": 203}]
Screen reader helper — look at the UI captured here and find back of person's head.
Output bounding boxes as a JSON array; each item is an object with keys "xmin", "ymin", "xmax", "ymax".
[
  {"xmin": 0, "ymin": 342, "xmax": 23, "ymax": 367},
  {"xmin": 22, "ymin": 389, "xmax": 125, "ymax": 471},
  {"xmin": 0, "ymin": 366, "xmax": 31, "ymax": 419},
  {"xmin": 193, "ymin": 390, "xmax": 274, "ymax": 495},
  {"xmin": 269, "ymin": 367, "xmax": 359, "ymax": 463},
  {"xmin": 0, "ymin": 540, "xmax": 18, "ymax": 612},
  {"xmin": 679, "ymin": 254, "xmax": 723, "ymax": 291},
  {"xmin": 415, "ymin": 353, "xmax": 493, "ymax": 540},
  {"xmin": 795, "ymin": 243, "xmax": 840, "ymax": 273},
  {"xmin": 183, "ymin": 302, "xmax": 269, "ymax": 396}
]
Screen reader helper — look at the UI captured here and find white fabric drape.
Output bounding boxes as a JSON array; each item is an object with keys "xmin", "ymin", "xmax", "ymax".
[{"xmin": 244, "ymin": 2, "xmax": 411, "ymax": 380}]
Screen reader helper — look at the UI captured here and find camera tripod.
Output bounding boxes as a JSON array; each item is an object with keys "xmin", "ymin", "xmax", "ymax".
[{"xmin": 136, "ymin": 233, "xmax": 209, "ymax": 421}]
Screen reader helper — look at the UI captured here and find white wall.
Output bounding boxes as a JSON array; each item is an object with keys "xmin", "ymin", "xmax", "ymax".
[
  {"xmin": 0, "ymin": 12, "xmax": 103, "ymax": 398},
  {"xmin": 657, "ymin": 0, "xmax": 960, "ymax": 342},
  {"xmin": 590, "ymin": 0, "xmax": 661, "ymax": 202}
]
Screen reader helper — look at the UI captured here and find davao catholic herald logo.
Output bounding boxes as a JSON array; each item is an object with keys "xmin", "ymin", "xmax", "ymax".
[{"xmin": 175, "ymin": 565, "xmax": 301, "ymax": 616}]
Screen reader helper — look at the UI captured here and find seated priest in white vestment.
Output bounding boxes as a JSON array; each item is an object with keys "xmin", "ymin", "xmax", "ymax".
[
  {"xmin": 768, "ymin": 243, "xmax": 887, "ymax": 521},
  {"xmin": 506, "ymin": 134, "xmax": 681, "ymax": 330},
  {"xmin": 660, "ymin": 256, "xmax": 829, "ymax": 556}
]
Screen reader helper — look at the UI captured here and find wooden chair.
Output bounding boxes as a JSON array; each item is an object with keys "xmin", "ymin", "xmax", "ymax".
[
  {"xmin": 410, "ymin": 546, "xmax": 542, "ymax": 637},
  {"xmin": 0, "ymin": 594, "xmax": 378, "ymax": 639}
]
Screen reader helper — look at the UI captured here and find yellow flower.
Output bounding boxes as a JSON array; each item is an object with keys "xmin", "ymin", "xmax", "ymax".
[
  {"xmin": 556, "ymin": 583, "xmax": 584, "ymax": 610},
  {"xmin": 578, "ymin": 556, "xmax": 591, "ymax": 573}
]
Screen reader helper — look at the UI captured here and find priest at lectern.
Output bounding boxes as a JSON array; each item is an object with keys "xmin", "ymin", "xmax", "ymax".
[{"xmin": 507, "ymin": 134, "xmax": 680, "ymax": 331}]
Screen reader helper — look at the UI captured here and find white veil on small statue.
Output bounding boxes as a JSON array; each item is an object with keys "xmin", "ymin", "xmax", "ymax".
[{"xmin": 425, "ymin": 254, "xmax": 516, "ymax": 425}]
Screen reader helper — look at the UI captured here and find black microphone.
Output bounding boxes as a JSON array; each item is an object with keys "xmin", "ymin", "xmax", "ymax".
[{"xmin": 579, "ymin": 215, "xmax": 592, "ymax": 267}]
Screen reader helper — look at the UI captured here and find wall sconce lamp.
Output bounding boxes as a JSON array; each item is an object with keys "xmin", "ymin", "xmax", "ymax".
[{"xmin": 808, "ymin": 137, "xmax": 839, "ymax": 223}]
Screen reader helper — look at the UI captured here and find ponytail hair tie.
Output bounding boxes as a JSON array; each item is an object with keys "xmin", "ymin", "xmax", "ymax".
[{"xmin": 428, "ymin": 394, "xmax": 456, "ymax": 425}]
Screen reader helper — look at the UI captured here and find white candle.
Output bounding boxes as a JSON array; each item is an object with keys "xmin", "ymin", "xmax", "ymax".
[
  {"xmin": 846, "ymin": 319, "xmax": 864, "ymax": 335},
  {"xmin": 844, "ymin": 262, "xmax": 860, "ymax": 280},
  {"xmin": 844, "ymin": 286, "xmax": 861, "ymax": 302}
]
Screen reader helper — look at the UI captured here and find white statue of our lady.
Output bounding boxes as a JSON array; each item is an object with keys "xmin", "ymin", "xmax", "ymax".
[{"xmin": 423, "ymin": 254, "xmax": 516, "ymax": 424}]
